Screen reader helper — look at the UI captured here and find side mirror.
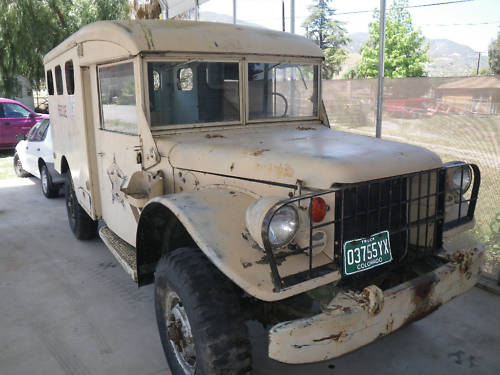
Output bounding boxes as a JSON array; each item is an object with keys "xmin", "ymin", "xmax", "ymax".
[
  {"xmin": 29, "ymin": 112, "xmax": 35, "ymax": 118},
  {"xmin": 16, "ymin": 134, "xmax": 26, "ymax": 141}
]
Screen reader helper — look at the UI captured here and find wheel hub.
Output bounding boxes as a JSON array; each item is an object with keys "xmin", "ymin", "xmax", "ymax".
[{"xmin": 166, "ymin": 291, "xmax": 196, "ymax": 375}]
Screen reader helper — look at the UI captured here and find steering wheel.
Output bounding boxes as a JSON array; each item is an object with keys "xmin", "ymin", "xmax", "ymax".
[{"xmin": 271, "ymin": 92, "xmax": 288, "ymax": 117}]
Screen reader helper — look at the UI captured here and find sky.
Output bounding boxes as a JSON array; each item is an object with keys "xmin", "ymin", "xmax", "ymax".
[{"xmin": 198, "ymin": 0, "xmax": 500, "ymax": 53}]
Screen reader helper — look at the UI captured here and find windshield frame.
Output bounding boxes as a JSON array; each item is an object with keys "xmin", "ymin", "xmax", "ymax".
[
  {"xmin": 142, "ymin": 54, "xmax": 322, "ymax": 132},
  {"xmin": 143, "ymin": 55, "xmax": 244, "ymax": 131},
  {"xmin": 245, "ymin": 57, "xmax": 321, "ymax": 124}
]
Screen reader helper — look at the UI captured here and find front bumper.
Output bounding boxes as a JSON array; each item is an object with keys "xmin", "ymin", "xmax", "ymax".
[{"xmin": 268, "ymin": 245, "xmax": 483, "ymax": 364}]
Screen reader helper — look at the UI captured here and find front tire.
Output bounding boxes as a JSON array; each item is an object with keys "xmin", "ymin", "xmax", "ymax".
[
  {"xmin": 64, "ymin": 171, "xmax": 97, "ymax": 240},
  {"xmin": 40, "ymin": 164, "xmax": 58, "ymax": 198},
  {"xmin": 13, "ymin": 153, "xmax": 30, "ymax": 177},
  {"xmin": 155, "ymin": 247, "xmax": 252, "ymax": 375}
]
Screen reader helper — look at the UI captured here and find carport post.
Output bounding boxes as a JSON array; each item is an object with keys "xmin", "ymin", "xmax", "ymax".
[{"xmin": 376, "ymin": 0, "xmax": 386, "ymax": 138}]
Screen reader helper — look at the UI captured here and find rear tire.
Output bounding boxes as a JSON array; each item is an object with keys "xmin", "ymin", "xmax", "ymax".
[
  {"xmin": 13, "ymin": 153, "xmax": 30, "ymax": 177},
  {"xmin": 65, "ymin": 171, "xmax": 97, "ymax": 240},
  {"xmin": 155, "ymin": 247, "xmax": 252, "ymax": 375},
  {"xmin": 40, "ymin": 164, "xmax": 58, "ymax": 198}
]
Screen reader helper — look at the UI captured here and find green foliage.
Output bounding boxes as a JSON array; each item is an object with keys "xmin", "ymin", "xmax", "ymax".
[
  {"xmin": 0, "ymin": 0, "xmax": 130, "ymax": 97},
  {"xmin": 356, "ymin": 0, "xmax": 430, "ymax": 78},
  {"xmin": 303, "ymin": 0, "xmax": 349, "ymax": 79},
  {"xmin": 489, "ymin": 32, "xmax": 500, "ymax": 74}
]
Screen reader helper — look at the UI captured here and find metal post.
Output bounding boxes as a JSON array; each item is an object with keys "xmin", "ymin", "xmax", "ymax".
[
  {"xmin": 476, "ymin": 52, "xmax": 481, "ymax": 75},
  {"xmin": 194, "ymin": 0, "xmax": 199, "ymax": 21},
  {"xmin": 290, "ymin": 0, "xmax": 295, "ymax": 33},
  {"xmin": 233, "ymin": 0, "xmax": 236, "ymax": 24},
  {"xmin": 376, "ymin": 0, "xmax": 386, "ymax": 139},
  {"xmin": 282, "ymin": 0, "xmax": 285, "ymax": 32}
]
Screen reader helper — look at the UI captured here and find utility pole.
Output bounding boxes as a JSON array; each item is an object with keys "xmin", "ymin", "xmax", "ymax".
[
  {"xmin": 376, "ymin": 0, "xmax": 386, "ymax": 138},
  {"xmin": 290, "ymin": 0, "xmax": 295, "ymax": 34},
  {"xmin": 476, "ymin": 51, "xmax": 481, "ymax": 75}
]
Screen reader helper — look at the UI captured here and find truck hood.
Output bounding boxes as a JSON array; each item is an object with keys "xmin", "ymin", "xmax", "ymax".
[{"xmin": 160, "ymin": 124, "xmax": 442, "ymax": 189}]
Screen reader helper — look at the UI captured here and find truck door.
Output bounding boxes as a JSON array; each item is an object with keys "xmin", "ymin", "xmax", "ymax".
[
  {"xmin": 93, "ymin": 61, "xmax": 142, "ymax": 247},
  {"xmin": 0, "ymin": 102, "xmax": 35, "ymax": 149}
]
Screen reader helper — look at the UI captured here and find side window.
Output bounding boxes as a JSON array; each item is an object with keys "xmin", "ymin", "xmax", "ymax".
[
  {"xmin": 37, "ymin": 120, "xmax": 50, "ymax": 141},
  {"xmin": 98, "ymin": 62, "xmax": 137, "ymax": 135},
  {"xmin": 177, "ymin": 68, "xmax": 193, "ymax": 91},
  {"xmin": 3, "ymin": 103, "xmax": 31, "ymax": 118},
  {"xmin": 27, "ymin": 122, "xmax": 41, "ymax": 141},
  {"xmin": 55, "ymin": 65, "xmax": 63, "ymax": 95},
  {"xmin": 0, "ymin": 104, "xmax": 4, "ymax": 118},
  {"xmin": 47, "ymin": 70, "xmax": 54, "ymax": 96},
  {"xmin": 65, "ymin": 60, "xmax": 75, "ymax": 95}
]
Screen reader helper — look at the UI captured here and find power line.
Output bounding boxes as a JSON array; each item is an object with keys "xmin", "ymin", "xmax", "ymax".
[
  {"xmin": 421, "ymin": 21, "xmax": 500, "ymax": 26},
  {"xmin": 335, "ymin": 0, "xmax": 474, "ymax": 16}
]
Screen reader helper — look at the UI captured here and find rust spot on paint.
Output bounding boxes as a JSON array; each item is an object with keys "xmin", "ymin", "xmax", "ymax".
[
  {"xmin": 313, "ymin": 330, "xmax": 347, "ymax": 343},
  {"xmin": 252, "ymin": 148, "xmax": 270, "ymax": 156},
  {"xmin": 404, "ymin": 303, "xmax": 441, "ymax": 326},
  {"xmin": 297, "ymin": 126, "xmax": 317, "ymax": 131},
  {"xmin": 205, "ymin": 133, "xmax": 225, "ymax": 139},
  {"xmin": 241, "ymin": 261, "xmax": 252, "ymax": 268}
]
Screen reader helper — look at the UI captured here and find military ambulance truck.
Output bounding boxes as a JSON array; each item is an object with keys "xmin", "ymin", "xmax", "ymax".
[{"xmin": 44, "ymin": 20, "xmax": 483, "ymax": 375}]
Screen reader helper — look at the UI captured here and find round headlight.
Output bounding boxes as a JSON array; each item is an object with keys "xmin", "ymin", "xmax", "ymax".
[
  {"xmin": 450, "ymin": 165, "xmax": 472, "ymax": 193},
  {"xmin": 268, "ymin": 205, "xmax": 299, "ymax": 248}
]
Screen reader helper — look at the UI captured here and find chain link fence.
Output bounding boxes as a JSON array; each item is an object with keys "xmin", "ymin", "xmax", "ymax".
[{"xmin": 323, "ymin": 76, "xmax": 500, "ymax": 280}]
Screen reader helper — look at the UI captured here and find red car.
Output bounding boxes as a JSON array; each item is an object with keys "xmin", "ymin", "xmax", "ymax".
[{"xmin": 0, "ymin": 98, "xmax": 49, "ymax": 150}]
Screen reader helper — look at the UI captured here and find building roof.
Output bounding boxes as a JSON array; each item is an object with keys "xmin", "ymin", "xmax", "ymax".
[
  {"xmin": 436, "ymin": 76, "xmax": 500, "ymax": 90},
  {"xmin": 44, "ymin": 20, "xmax": 323, "ymax": 63}
]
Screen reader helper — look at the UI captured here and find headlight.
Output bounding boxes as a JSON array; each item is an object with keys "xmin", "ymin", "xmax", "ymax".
[
  {"xmin": 245, "ymin": 197, "xmax": 300, "ymax": 250},
  {"xmin": 268, "ymin": 205, "xmax": 299, "ymax": 247},
  {"xmin": 447, "ymin": 162, "xmax": 472, "ymax": 193}
]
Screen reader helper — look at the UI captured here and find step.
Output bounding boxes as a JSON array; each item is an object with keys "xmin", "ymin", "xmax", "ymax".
[{"xmin": 99, "ymin": 225, "xmax": 138, "ymax": 282}]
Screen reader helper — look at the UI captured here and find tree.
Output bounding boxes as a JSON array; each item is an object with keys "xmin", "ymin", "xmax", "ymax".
[
  {"xmin": 355, "ymin": 0, "xmax": 430, "ymax": 78},
  {"xmin": 489, "ymin": 31, "xmax": 500, "ymax": 74},
  {"xmin": 303, "ymin": 0, "xmax": 349, "ymax": 79},
  {"xmin": 0, "ymin": 0, "xmax": 130, "ymax": 97}
]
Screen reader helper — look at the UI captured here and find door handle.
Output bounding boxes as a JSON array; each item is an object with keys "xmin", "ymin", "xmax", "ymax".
[{"xmin": 37, "ymin": 148, "xmax": 40, "ymax": 151}]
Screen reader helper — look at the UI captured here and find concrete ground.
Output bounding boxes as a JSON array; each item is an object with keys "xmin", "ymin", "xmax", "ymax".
[{"xmin": 1, "ymin": 177, "xmax": 499, "ymax": 375}]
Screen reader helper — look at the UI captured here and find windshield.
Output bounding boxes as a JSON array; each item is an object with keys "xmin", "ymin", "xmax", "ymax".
[
  {"xmin": 248, "ymin": 63, "xmax": 319, "ymax": 120},
  {"xmin": 148, "ymin": 61, "xmax": 240, "ymax": 126}
]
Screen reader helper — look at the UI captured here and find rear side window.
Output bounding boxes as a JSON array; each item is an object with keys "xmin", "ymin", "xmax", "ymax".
[
  {"xmin": 98, "ymin": 62, "xmax": 137, "ymax": 135},
  {"xmin": 65, "ymin": 60, "xmax": 75, "ymax": 95},
  {"xmin": 2, "ymin": 102, "xmax": 31, "ymax": 118},
  {"xmin": 55, "ymin": 65, "xmax": 63, "ymax": 95},
  {"xmin": 29, "ymin": 119, "xmax": 50, "ymax": 142},
  {"xmin": 47, "ymin": 70, "xmax": 54, "ymax": 96}
]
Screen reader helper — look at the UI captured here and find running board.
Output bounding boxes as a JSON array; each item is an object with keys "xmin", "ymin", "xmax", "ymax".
[{"xmin": 99, "ymin": 225, "xmax": 137, "ymax": 282}]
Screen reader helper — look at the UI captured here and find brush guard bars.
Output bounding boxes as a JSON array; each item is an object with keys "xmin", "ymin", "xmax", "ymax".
[{"xmin": 261, "ymin": 164, "xmax": 480, "ymax": 292}]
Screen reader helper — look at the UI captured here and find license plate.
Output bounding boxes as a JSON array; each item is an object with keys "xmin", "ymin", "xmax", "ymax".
[{"xmin": 343, "ymin": 230, "xmax": 392, "ymax": 276}]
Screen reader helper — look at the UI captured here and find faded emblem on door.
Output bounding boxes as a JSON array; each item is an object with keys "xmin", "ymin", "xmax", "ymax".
[{"xmin": 107, "ymin": 155, "xmax": 128, "ymax": 206}]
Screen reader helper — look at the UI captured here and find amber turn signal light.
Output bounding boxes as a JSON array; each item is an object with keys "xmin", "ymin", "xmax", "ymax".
[{"xmin": 309, "ymin": 197, "xmax": 327, "ymax": 222}]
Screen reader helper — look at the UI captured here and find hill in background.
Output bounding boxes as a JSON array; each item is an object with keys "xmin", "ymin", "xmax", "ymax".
[{"xmin": 344, "ymin": 32, "xmax": 489, "ymax": 77}]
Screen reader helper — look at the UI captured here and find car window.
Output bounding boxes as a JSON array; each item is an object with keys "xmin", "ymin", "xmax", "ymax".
[
  {"xmin": 28, "ymin": 119, "xmax": 49, "ymax": 142},
  {"xmin": 2, "ymin": 103, "xmax": 31, "ymax": 118},
  {"xmin": 0, "ymin": 103, "xmax": 4, "ymax": 118},
  {"xmin": 37, "ymin": 120, "xmax": 50, "ymax": 141},
  {"xmin": 98, "ymin": 62, "xmax": 138, "ymax": 135},
  {"xmin": 26, "ymin": 122, "xmax": 41, "ymax": 141}
]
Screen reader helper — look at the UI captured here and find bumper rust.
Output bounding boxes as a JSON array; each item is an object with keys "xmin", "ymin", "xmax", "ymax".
[{"xmin": 268, "ymin": 246, "xmax": 483, "ymax": 364}]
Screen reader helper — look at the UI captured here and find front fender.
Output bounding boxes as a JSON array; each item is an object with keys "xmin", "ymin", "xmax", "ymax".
[{"xmin": 138, "ymin": 188, "xmax": 328, "ymax": 301}]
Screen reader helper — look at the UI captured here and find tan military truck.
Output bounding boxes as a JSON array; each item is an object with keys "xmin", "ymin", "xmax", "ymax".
[{"xmin": 44, "ymin": 20, "xmax": 483, "ymax": 374}]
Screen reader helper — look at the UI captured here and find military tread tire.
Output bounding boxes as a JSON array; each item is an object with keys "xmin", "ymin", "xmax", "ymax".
[
  {"xmin": 64, "ymin": 171, "xmax": 97, "ymax": 240},
  {"xmin": 155, "ymin": 247, "xmax": 252, "ymax": 375}
]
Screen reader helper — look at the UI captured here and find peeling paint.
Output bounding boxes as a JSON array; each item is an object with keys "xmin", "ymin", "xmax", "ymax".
[{"xmin": 252, "ymin": 148, "xmax": 270, "ymax": 156}]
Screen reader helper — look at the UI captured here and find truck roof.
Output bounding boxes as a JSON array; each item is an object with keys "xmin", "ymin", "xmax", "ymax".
[{"xmin": 44, "ymin": 20, "xmax": 323, "ymax": 63}]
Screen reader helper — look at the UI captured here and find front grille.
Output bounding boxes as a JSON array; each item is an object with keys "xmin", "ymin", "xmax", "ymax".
[{"xmin": 261, "ymin": 164, "xmax": 479, "ymax": 292}]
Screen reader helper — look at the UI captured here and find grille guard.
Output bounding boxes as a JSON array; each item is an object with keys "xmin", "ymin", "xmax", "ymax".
[{"xmin": 261, "ymin": 164, "xmax": 480, "ymax": 292}]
